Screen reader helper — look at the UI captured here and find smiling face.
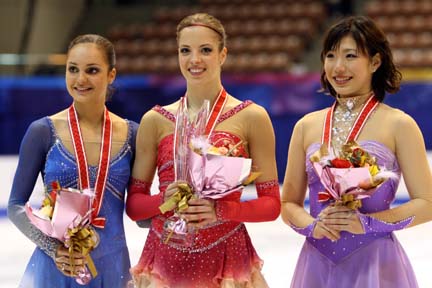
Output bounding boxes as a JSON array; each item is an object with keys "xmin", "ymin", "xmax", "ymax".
[
  {"xmin": 324, "ymin": 35, "xmax": 380, "ymax": 98},
  {"xmin": 66, "ymin": 43, "xmax": 116, "ymax": 105},
  {"xmin": 177, "ymin": 26, "xmax": 227, "ymax": 86}
]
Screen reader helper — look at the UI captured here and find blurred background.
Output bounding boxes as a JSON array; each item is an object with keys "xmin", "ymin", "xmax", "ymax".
[{"xmin": 1, "ymin": 0, "xmax": 432, "ymax": 286}]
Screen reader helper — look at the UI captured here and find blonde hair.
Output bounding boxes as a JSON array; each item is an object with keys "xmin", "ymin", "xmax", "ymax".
[{"xmin": 176, "ymin": 13, "xmax": 226, "ymax": 51}]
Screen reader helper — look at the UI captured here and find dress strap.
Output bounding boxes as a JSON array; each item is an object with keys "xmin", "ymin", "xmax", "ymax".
[
  {"xmin": 217, "ymin": 100, "xmax": 253, "ymax": 124},
  {"xmin": 152, "ymin": 100, "xmax": 254, "ymax": 125},
  {"xmin": 153, "ymin": 105, "xmax": 176, "ymax": 122}
]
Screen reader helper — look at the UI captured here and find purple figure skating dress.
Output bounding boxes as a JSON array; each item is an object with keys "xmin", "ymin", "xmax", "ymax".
[{"xmin": 291, "ymin": 141, "xmax": 418, "ymax": 287}]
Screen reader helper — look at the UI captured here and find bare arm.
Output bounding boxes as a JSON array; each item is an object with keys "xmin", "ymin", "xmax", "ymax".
[
  {"xmin": 281, "ymin": 117, "xmax": 340, "ymax": 241},
  {"xmin": 370, "ymin": 112, "xmax": 432, "ymax": 225}
]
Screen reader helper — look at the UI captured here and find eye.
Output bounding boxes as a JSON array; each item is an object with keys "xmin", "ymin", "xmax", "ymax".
[
  {"xmin": 68, "ymin": 66, "xmax": 78, "ymax": 73},
  {"xmin": 201, "ymin": 47, "xmax": 213, "ymax": 54},
  {"xmin": 86, "ymin": 67, "xmax": 100, "ymax": 74},
  {"xmin": 325, "ymin": 52, "xmax": 334, "ymax": 58},
  {"xmin": 346, "ymin": 53, "xmax": 358, "ymax": 58},
  {"xmin": 180, "ymin": 47, "xmax": 190, "ymax": 54}
]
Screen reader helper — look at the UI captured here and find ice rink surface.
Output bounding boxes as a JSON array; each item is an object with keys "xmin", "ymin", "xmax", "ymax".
[
  {"xmin": 2, "ymin": 216, "xmax": 432, "ymax": 288},
  {"xmin": 2, "ymin": 155, "xmax": 432, "ymax": 287}
]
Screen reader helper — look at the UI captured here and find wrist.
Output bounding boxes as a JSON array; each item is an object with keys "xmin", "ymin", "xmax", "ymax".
[
  {"xmin": 357, "ymin": 212, "xmax": 414, "ymax": 234},
  {"xmin": 290, "ymin": 218, "xmax": 318, "ymax": 237}
]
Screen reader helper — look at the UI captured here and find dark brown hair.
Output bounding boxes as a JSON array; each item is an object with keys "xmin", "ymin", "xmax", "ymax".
[
  {"xmin": 176, "ymin": 13, "xmax": 226, "ymax": 51},
  {"xmin": 320, "ymin": 16, "xmax": 402, "ymax": 101}
]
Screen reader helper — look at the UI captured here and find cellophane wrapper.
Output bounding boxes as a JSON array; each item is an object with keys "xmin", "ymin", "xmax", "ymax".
[{"xmin": 25, "ymin": 187, "xmax": 99, "ymax": 284}]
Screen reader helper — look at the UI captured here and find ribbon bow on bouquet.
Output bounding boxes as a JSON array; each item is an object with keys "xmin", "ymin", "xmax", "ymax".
[
  {"xmin": 25, "ymin": 183, "xmax": 99, "ymax": 284},
  {"xmin": 310, "ymin": 141, "xmax": 398, "ymax": 209}
]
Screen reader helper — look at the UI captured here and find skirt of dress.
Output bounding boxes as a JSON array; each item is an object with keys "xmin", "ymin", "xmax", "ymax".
[
  {"xmin": 130, "ymin": 224, "xmax": 268, "ymax": 288},
  {"xmin": 291, "ymin": 234, "xmax": 418, "ymax": 288},
  {"xmin": 20, "ymin": 246, "xmax": 131, "ymax": 288}
]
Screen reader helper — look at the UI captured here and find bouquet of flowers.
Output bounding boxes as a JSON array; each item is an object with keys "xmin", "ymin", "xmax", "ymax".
[
  {"xmin": 25, "ymin": 181, "xmax": 99, "ymax": 284},
  {"xmin": 310, "ymin": 141, "xmax": 397, "ymax": 209},
  {"xmin": 159, "ymin": 99, "xmax": 259, "ymax": 246}
]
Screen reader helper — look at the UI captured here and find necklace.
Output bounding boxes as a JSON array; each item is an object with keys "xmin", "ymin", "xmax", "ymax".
[{"xmin": 323, "ymin": 92, "xmax": 378, "ymax": 153}]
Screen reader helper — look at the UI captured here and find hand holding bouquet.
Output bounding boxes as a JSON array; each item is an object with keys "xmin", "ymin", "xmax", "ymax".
[
  {"xmin": 310, "ymin": 141, "xmax": 397, "ymax": 209},
  {"xmin": 159, "ymin": 98, "xmax": 259, "ymax": 246},
  {"xmin": 25, "ymin": 182, "xmax": 99, "ymax": 284}
]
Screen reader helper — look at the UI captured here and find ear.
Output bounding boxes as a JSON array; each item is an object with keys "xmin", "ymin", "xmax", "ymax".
[
  {"xmin": 220, "ymin": 47, "xmax": 227, "ymax": 66},
  {"xmin": 370, "ymin": 53, "xmax": 381, "ymax": 73},
  {"xmin": 108, "ymin": 68, "xmax": 117, "ymax": 84}
]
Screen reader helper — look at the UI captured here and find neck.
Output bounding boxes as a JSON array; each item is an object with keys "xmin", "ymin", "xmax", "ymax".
[
  {"xmin": 336, "ymin": 91, "xmax": 373, "ymax": 111},
  {"xmin": 185, "ymin": 82, "xmax": 223, "ymax": 111},
  {"xmin": 73, "ymin": 102, "xmax": 105, "ymax": 127}
]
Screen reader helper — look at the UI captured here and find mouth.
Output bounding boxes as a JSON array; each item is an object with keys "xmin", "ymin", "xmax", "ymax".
[
  {"xmin": 333, "ymin": 76, "xmax": 352, "ymax": 85},
  {"xmin": 74, "ymin": 87, "xmax": 93, "ymax": 93},
  {"xmin": 188, "ymin": 67, "xmax": 206, "ymax": 76}
]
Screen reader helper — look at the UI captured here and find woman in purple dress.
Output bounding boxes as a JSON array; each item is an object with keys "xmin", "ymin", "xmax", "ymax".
[{"xmin": 281, "ymin": 16, "xmax": 432, "ymax": 287}]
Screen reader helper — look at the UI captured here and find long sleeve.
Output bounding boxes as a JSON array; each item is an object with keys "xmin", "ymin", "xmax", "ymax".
[
  {"xmin": 7, "ymin": 118, "xmax": 61, "ymax": 259},
  {"xmin": 126, "ymin": 177, "xmax": 163, "ymax": 221},
  {"xmin": 215, "ymin": 180, "xmax": 280, "ymax": 222}
]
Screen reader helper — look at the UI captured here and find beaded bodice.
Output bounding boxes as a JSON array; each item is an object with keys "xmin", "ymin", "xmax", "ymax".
[
  {"xmin": 331, "ymin": 93, "xmax": 375, "ymax": 152},
  {"xmin": 305, "ymin": 141, "xmax": 401, "ymax": 263},
  {"xmin": 44, "ymin": 118, "xmax": 135, "ymax": 257}
]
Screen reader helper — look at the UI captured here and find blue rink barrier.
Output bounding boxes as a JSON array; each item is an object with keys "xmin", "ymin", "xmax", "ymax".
[{"xmin": 1, "ymin": 74, "xmax": 431, "ymax": 181}]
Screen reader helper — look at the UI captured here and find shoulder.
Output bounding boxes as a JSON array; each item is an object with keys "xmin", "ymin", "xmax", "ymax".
[
  {"xmin": 26, "ymin": 117, "xmax": 52, "ymax": 137},
  {"xmin": 296, "ymin": 108, "xmax": 327, "ymax": 128},
  {"xmin": 245, "ymin": 101, "xmax": 268, "ymax": 114},
  {"xmin": 378, "ymin": 104, "xmax": 417, "ymax": 129},
  {"xmin": 21, "ymin": 117, "xmax": 53, "ymax": 152},
  {"xmin": 140, "ymin": 107, "xmax": 167, "ymax": 124}
]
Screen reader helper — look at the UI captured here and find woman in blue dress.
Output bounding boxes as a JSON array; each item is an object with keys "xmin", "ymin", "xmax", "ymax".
[{"xmin": 8, "ymin": 34, "xmax": 137, "ymax": 287}]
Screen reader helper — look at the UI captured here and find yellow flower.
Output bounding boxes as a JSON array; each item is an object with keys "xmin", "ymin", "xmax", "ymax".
[{"xmin": 369, "ymin": 164, "xmax": 380, "ymax": 176}]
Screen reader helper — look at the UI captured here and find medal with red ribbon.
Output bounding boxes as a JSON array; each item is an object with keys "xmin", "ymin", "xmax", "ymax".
[
  {"xmin": 68, "ymin": 105, "xmax": 112, "ymax": 228},
  {"xmin": 322, "ymin": 93, "xmax": 379, "ymax": 150},
  {"xmin": 184, "ymin": 87, "xmax": 227, "ymax": 136},
  {"xmin": 318, "ymin": 93, "xmax": 379, "ymax": 203}
]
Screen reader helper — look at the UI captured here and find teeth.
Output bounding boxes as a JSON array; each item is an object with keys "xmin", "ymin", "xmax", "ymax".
[
  {"xmin": 335, "ymin": 77, "xmax": 350, "ymax": 81},
  {"xmin": 190, "ymin": 68, "xmax": 203, "ymax": 73}
]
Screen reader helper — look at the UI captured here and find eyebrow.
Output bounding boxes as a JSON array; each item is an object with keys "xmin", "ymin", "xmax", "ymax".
[
  {"xmin": 179, "ymin": 43, "xmax": 213, "ymax": 48},
  {"xmin": 67, "ymin": 61, "xmax": 101, "ymax": 66}
]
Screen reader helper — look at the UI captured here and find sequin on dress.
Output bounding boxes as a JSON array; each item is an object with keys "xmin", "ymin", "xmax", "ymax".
[{"xmin": 290, "ymin": 141, "xmax": 418, "ymax": 288}]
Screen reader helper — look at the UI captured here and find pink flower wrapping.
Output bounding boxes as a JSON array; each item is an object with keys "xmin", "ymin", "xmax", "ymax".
[
  {"xmin": 311, "ymin": 142, "xmax": 398, "ymax": 209},
  {"xmin": 25, "ymin": 187, "xmax": 99, "ymax": 284},
  {"xmin": 313, "ymin": 163, "xmax": 377, "ymax": 202},
  {"xmin": 188, "ymin": 147, "xmax": 252, "ymax": 199},
  {"xmin": 25, "ymin": 188, "xmax": 94, "ymax": 241}
]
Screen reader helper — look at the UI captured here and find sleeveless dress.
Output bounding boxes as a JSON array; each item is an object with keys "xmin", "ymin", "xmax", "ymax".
[
  {"xmin": 290, "ymin": 140, "xmax": 418, "ymax": 287},
  {"xmin": 130, "ymin": 101, "xmax": 269, "ymax": 288},
  {"xmin": 10, "ymin": 117, "xmax": 137, "ymax": 288}
]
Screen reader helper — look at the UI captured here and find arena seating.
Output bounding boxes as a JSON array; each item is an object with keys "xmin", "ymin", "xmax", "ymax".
[{"xmin": 107, "ymin": 0, "xmax": 327, "ymax": 74}]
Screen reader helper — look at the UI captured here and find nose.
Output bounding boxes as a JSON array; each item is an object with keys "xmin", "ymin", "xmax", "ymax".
[
  {"xmin": 334, "ymin": 57, "xmax": 346, "ymax": 73},
  {"xmin": 190, "ymin": 51, "xmax": 202, "ymax": 64},
  {"xmin": 76, "ymin": 71, "xmax": 87, "ymax": 84}
]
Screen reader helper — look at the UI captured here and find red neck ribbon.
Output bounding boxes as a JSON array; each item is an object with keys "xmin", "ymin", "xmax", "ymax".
[{"xmin": 68, "ymin": 104, "xmax": 112, "ymax": 228}]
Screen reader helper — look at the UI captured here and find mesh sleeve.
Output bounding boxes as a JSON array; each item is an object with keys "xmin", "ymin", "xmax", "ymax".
[{"xmin": 7, "ymin": 118, "xmax": 61, "ymax": 259}]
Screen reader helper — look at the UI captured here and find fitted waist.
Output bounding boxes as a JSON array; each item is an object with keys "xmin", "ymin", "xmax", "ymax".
[{"xmin": 151, "ymin": 215, "xmax": 244, "ymax": 252}]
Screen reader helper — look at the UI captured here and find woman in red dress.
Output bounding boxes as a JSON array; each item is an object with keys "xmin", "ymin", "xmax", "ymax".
[{"xmin": 126, "ymin": 13, "xmax": 280, "ymax": 288}]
